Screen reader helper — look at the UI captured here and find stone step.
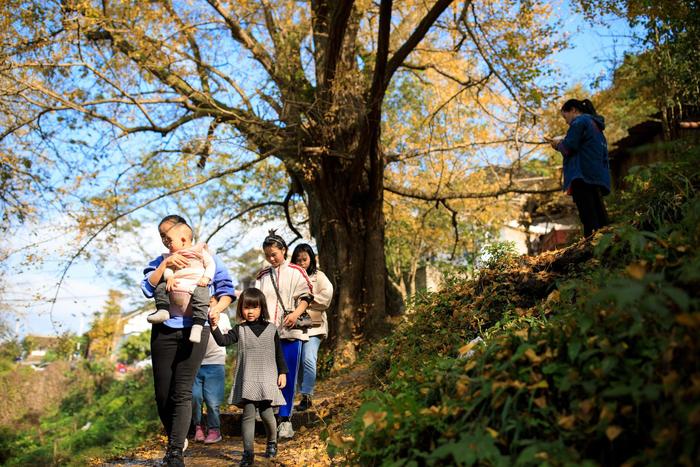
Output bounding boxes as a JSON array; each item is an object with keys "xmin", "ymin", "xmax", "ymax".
[{"xmin": 216, "ymin": 410, "xmax": 321, "ymax": 436}]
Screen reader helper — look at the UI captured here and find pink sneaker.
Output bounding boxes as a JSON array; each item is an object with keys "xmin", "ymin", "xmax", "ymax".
[
  {"xmin": 204, "ymin": 428, "xmax": 222, "ymax": 444},
  {"xmin": 194, "ymin": 424, "xmax": 205, "ymax": 442}
]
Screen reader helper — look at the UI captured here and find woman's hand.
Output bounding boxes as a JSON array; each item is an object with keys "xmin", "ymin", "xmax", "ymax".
[
  {"xmin": 164, "ymin": 253, "xmax": 188, "ymax": 270},
  {"xmin": 283, "ymin": 310, "xmax": 301, "ymax": 328},
  {"xmin": 278, "ymin": 373, "xmax": 287, "ymax": 389},
  {"xmin": 544, "ymin": 136, "xmax": 562, "ymax": 150}
]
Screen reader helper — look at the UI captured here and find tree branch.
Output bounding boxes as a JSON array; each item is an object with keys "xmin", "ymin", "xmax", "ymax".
[
  {"xmin": 204, "ymin": 0, "xmax": 276, "ymax": 78},
  {"xmin": 384, "ymin": 180, "xmax": 560, "ymax": 200},
  {"xmin": 384, "ymin": 0, "xmax": 456, "ymax": 89},
  {"xmin": 323, "ymin": 0, "xmax": 355, "ymax": 88}
]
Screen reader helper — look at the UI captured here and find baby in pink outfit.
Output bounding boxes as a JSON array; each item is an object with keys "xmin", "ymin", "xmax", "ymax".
[{"xmin": 147, "ymin": 223, "xmax": 214, "ymax": 343}]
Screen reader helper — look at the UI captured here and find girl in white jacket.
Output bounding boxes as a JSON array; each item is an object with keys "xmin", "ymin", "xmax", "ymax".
[
  {"xmin": 255, "ymin": 231, "xmax": 313, "ymax": 439},
  {"xmin": 291, "ymin": 243, "xmax": 334, "ymax": 411}
]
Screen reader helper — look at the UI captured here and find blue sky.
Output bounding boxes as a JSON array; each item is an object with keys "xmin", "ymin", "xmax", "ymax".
[{"xmin": 3, "ymin": 3, "xmax": 639, "ymax": 339}]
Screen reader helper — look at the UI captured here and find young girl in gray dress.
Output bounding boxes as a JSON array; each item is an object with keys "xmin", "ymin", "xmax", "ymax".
[{"xmin": 210, "ymin": 288, "xmax": 288, "ymax": 466}]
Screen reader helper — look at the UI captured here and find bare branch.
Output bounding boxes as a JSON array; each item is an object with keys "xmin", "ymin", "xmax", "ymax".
[
  {"xmin": 49, "ymin": 151, "xmax": 274, "ymax": 323},
  {"xmin": 384, "ymin": 0, "xmax": 456, "ymax": 89},
  {"xmin": 204, "ymin": 0, "xmax": 276, "ymax": 78},
  {"xmin": 205, "ymin": 200, "xmax": 286, "ymax": 243},
  {"xmin": 384, "ymin": 180, "xmax": 560, "ymax": 200}
]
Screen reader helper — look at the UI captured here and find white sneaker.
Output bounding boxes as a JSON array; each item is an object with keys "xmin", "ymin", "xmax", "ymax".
[
  {"xmin": 189, "ymin": 324, "xmax": 203, "ymax": 343},
  {"xmin": 147, "ymin": 310, "xmax": 170, "ymax": 324},
  {"xmin": 277, "ymin": 421, "xmax": 294, "ymax": 439}
]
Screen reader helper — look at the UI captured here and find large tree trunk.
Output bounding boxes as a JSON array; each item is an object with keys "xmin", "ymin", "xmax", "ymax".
[{"xmin": 302, "ymin": 154, "xmax": 387, "ymax": 368}]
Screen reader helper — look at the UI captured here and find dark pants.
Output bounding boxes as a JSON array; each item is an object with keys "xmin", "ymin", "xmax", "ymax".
[
  {"xmin": 151, "ymin": 323, "xmax": 209, "ymax": 450},
  {"xmin": 154, "ymin": 280, "xmax": 210, "ymax": 326},
  {"xmin": 571, "ymin": 179, "xmax": 609, "ymax": 237}
]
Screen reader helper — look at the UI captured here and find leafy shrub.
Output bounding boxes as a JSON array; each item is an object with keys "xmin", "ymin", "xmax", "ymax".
[
  {"xmin": 481, "ymin": 241, "xmax": 519, "ymax": 271},
  {"xmin": 2, "ymin": 367, "xmax": 159, "ymax": 466},
  {"xmin": 345, "ymin": 145, "xmax": 700, "ymax": 465}
]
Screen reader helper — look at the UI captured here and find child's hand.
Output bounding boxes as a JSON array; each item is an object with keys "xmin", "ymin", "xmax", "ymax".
[
  {"xmin": 197, "ymin": 277, "xmax": 210, "ymax": 287},
  {"xmin": 166, "ymin": 277, "xmax": 176, "ymax": 292},
  {"xmin": 210, "ymin": 313, "xmax": 219, "ymax": 327},
  {"xmin": 278, "ymin": 373, "xmax": 287, "ymax": 389}
]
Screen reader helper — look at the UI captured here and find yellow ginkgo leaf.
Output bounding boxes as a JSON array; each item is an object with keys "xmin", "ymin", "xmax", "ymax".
[
  {"xmin": 524, "ymin": 348, "xmax": 542, "ymax": 364},
  {"xmin": 625, "ymin": 262, "xmax": 647, "ymax": 280},
  {"xmin": 557, "ymin": 414, "xmax": 575, "ymax": 430},
  {"xmin": 362, "ymin": 410, "xmax": 387, "ymax": 428},
  {"xmin": 606, "ymin": 425, "xmax": 623, "ymax": 441}
]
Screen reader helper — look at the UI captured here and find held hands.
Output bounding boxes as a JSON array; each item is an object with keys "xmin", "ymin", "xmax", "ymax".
[
  {"xmin": 278, "ymin": 373, "xmax": 287, "ymax": 389},
  {"xmin": 209, "ymin": 296, "xmax": 221, "ymax": 322},
  {"xmin": 210, "ymin": 312, "xmax": 219, "ymax": 328}
]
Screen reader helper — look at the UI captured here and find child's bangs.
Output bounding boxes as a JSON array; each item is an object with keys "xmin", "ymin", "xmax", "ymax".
[{"xmin": 240, "ymin": 294, "xmax": 263, "ymax": 309}]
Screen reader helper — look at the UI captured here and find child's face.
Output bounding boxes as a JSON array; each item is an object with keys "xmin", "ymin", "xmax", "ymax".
[
  {"xmin": 294, "ymin": 251, "xmax": 311, "ymax": 270},
  {"xmin": 242, "ymin": 306, "xmax": 261, "ymax": 322},
  {"xmin": 165, "ymin": 231, "xmax": 191, "ymax": 252},
  {"xmin": 264, "ymin": 245, "xmax": 286, "ymax": 267}
]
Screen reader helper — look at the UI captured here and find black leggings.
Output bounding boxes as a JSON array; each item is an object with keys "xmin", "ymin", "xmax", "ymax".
[
  {"xmin": 571, "ymin": 179, "xmax": 609, "ymax": 237},
  {"xmin": 151, "ymin": 323, "xmax": 209, "ymax": 449}
]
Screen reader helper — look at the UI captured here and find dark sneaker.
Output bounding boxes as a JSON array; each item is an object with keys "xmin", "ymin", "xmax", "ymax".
[
  {"xmin": 240, "ymin": 450, "xmax": 254, "ymax": 466},
  {"xmin": 264, "ymin": 440, "xmax": 277, "ymax": 458},
  {"xmin": 295, "ymin": 394, "xmax": 312, "ymax": 411}
]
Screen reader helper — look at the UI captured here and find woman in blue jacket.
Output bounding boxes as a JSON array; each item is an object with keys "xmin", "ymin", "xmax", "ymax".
[
  {"xmin": 550, "ymin": 98, "xmax": 611, "ymax": 237},
  {"xmin": 141, "ymin": 214, "xmax": 235, "ymax": 466}
]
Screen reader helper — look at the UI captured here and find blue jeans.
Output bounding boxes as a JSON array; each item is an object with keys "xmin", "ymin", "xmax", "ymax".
[
  {"xmin": 299, "ymin": 336, "xmax": 322, "ymax": 396},
  {"xmin": 192, "ymin": 364, "xmax": 225, "ymax": 429},
  {"xmin": 279, "ymin": 339, "xmax": 302, "ymax": 418}
]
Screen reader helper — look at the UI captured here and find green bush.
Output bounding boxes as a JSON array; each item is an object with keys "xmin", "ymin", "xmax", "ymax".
[
  {"xmin": 345, "ymin": 144, "xmax": 700, "ymax": 465},
  {"xmin": 1, "ymin": 367, "xmax": 159, "ymax": 466}
]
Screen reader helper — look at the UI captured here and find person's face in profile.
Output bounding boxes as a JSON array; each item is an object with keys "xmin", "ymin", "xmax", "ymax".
[
  {"xmin": 561, "ymin": 108, "xmax": 580, "ymax": 125},
  {"xmin": 159, "ymin": 221, "xmax": 177, "ymax": 251}
]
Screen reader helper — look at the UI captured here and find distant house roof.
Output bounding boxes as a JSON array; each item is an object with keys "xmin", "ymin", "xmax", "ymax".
[
  {"xmin": 610, "ymin": 105, "xmax": 700, "ymax": 161},
  {"xmin": 23, "ymin": 335, "xmax": 60, "ymax": 349}
]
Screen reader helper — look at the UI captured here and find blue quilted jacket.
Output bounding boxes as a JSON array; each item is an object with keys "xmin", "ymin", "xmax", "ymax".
[{"xmin": 556, "ymin": 114, "xmax": 611, "ymax": 195}]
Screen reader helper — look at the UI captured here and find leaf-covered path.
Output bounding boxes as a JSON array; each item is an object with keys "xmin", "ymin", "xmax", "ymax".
[{"xmin": 99, "ymin": 365, "xmax": 369, "ymax": 466}]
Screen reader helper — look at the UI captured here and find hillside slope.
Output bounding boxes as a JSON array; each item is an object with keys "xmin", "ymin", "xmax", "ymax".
[{"xmin": 343, "ymin": 144, "xmax": 700, "ymax": 466}]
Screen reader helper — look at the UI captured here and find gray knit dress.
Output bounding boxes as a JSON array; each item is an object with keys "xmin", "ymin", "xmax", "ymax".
[{"xmin": 228, "ymin": 323, "xmax": 287, "ymax": 408}]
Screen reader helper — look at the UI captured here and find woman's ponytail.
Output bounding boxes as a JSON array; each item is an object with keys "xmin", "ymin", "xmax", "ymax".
[{"xmin": 562, "ymin": 98, "xmax": 597, "ymax": 116}]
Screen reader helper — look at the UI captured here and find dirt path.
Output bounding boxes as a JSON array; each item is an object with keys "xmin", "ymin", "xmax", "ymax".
[{"xmin": 100, "ymin": 365, "xmax": 369, "ymax": 466}]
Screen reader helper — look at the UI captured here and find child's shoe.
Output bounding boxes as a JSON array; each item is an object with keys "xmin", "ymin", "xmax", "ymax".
[
  {"xmin": 194, "ymin": 424, "xmax": 205, "ymax": 442},
  {"xmin": 240, "ymin": 450, "xmax": 254, "ymax": 466},
  {"xmin": 189, "ymin": 324, "xmax": 203, "ymax": 343},
  {"xmin": 147, "ymin": 309, "xmax": 170, "ymax": 324},
  {"xmin": 203, "ymin": 428, "xmax": 222, "ymax": 444},
  {"xmin": 264, "ymin": 440, "xmax": 277, "ymax": 458}
]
